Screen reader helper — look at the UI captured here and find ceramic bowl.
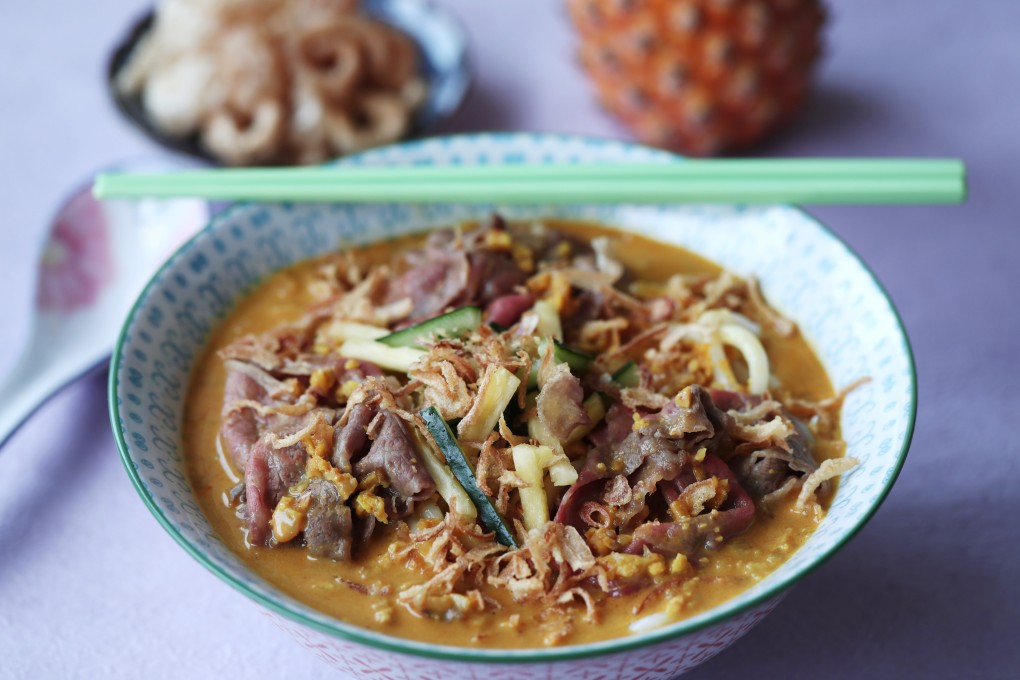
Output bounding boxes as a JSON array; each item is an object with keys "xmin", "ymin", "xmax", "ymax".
[
  {"xmin": 107, "ymin": 0, "xmax": 470, "ymax": 164},
  {"xmin": 110, "ymin": 133, "xmax": 915, "ymax": 678}
]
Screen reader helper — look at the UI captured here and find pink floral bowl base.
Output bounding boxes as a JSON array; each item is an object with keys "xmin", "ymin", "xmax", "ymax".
[{"xmin": 265, "ymin": 597, "xmax": 782, "ymax": 679}]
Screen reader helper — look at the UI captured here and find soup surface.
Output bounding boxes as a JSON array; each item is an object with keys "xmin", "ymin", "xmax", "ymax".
[{"xmin": 185, "ymin": 218, "xmax": 854, "ymax": 648}]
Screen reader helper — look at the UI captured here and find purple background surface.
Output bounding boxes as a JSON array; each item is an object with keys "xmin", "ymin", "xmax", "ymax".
[{"xmin": 1, "ymin": 1, "xmax": 1018, "ymax": 678}]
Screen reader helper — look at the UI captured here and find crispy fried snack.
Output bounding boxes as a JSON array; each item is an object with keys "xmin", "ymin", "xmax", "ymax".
[{"xmin": 117, "ymin": 0, "xmax": 426, "ymax": 165}]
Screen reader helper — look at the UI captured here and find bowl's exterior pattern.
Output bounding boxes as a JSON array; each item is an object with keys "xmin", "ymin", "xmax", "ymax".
[
  {"xmin": 111, "ymin": 133, "xmax": 914, "ymax": 677},
  {"xmin": 265, "ymin": 595, "xmax": 782, "ymax": 679}
]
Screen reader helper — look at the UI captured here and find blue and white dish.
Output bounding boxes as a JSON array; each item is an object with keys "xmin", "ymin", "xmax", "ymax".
[
  {"xmin": 107, "ymin": 0, "xmax": 470, "ymax": 164},
  {"xmin": 109, "ymin": 133, "xmax": 915, "ymax": 678}
]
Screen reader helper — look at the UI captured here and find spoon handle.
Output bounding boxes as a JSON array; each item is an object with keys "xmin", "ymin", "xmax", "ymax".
[{"xmin": 0, "ymin": 349, "xmax": 107, "ymax": 449}]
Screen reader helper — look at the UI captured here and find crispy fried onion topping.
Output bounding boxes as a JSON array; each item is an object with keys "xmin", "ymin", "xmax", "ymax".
[
  {"xmin": 782, "ymin": 377, "xmax": 872, "ymax": 440},
  {"xmin": 340, "ymin": 375, "xmax": 416, "ymax": 424},
  {"xmin": 795, "ymin": 457, "xmax": 860, "ymax": 512},
  {"xmin": 725, "ymin": 400, "xmax": 796, "ymax": 449},
  {"xmin": 329, "ymin": 267, "xmax": 412, "ymax": 326},
  {"xmin": 487, "ymin": 523, "xmax": 600, "ymax": 623},
  {"xmin": 394, "ymin": 512, "xmax": 505, "ymax": 620},
  {"xmin": 409, "ymin": 351, "xmax": 475, "ymax": 420},
  {"xmin": 473, "ymin": 434, "xmax": 528, "ymax": 515}
]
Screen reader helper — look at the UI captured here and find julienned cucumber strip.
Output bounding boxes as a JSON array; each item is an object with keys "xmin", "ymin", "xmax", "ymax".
[
  {"xmin": 379, "ymin": 307, "xmax": 482, "ymax": 349},
  {"xmin": 551, "ymin": 340, "xmax": 593, "ymax": 372},
  {"xmin": 611, "ymin": 360, "xmax": 641, "ymax": 388},
  {"xmin": 419, "ymin": 406, "xmax": 519, "ymax": 549},
  {"xmin": 527, "ymin": 339, "xmax": 594, "ymax": 388}
]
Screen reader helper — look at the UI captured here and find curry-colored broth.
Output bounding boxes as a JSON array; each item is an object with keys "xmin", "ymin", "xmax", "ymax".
[{"xmin": 184, "ymin": 220, "xmax": 837, "ymax": 648}]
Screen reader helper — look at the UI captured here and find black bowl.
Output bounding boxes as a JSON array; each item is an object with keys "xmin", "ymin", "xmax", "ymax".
[{"xmin": 107, "ymin": 0, "xmax": 471, "ymax": 165}]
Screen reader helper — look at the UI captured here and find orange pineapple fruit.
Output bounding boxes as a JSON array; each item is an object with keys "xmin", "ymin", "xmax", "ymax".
[{"xmin": 568, "ymin": 0, "xmax": 825, "ymax": 155}]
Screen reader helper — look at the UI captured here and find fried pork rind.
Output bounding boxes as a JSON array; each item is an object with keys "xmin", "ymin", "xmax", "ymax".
[
  {"xmin": 323, "ymin": 92, "xmax": 413, "ymax": 154},
  {"xmin": 204, "ymin": 99, "xmax": 286, "ymax": 166},
  {"xmin": 117, "ymin": 0, "xmax": 427, "ymax": 165}
]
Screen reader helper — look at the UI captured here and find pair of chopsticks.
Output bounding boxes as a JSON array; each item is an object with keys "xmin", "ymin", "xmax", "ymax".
[{"xmin": 92, "ymin": 159, "xmax": 966, "ymax": 204}]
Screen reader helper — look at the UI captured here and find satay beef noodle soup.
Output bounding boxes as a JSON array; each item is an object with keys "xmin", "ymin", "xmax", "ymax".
[{"xmin": 185, "ymin": 216, "xmax": 860, "ymax": 648}]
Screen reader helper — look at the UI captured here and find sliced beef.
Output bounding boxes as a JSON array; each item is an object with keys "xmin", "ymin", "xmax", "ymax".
[
  {"xmin": 485, "ymin": 293, "xmax": 534, "ymax": 327},
  {"xmin": 386, "ymin": 219, "xmax": 528, "ymax": 323},
  {"xmin": 536, "ymin": 361, "xmax": 589, "ymax": 440},
  {"xmin": 555, "ymin": 416, "xmax": 689, "ymax": 532},
  {"xmin": 243, "ymin": 437, "xmax": 307, "ymax": 546},
  {"xmin": 353, "ymin": 513, "xmax": 378, "ymax": 547},
  {"xmin": 626, "ymin": 522, "xmax": 700, "ymax": 556},
  {"xmin": 706, "ymin": 388, "xmax": 755, "ymax": 412},
  {"xmin": 556, "ymin": 388, "xmax": 782, "ymax": 542},
  {"xmin": 659, "ymin": 385, "xmax": 729, "ymax": 451},
  {"xmin": 388, "ymin": 249, "xmax": 470, "ymax": 322},
  {"xmin": 221, "ymin": 367, "xmax": 263, "ymax": 469},
  {"xmin": 554, "ymin": 404, "xmax": 634, "ymax": 531},
  {"xmin": 553, "ymin": 463, "xmax": 609, "ymax": 533},
  {"xmin": 698, "ymin": 453, "xmax": 755, "ymax": 533},
  {"xmin": 266, "ymin": 443, "xmax": 307, "ymax": 498},
  {"xmin": 219, "ymin": 359, "xmax": 302, "ymax": 469},
  {"xmin": 706, "ymin": 387, "xmax": 819, "ymax": 499},
  {"xmin": 332, "ymin": 402, "xmax": 374, "ymax": 471},
  {"xmin": 243, "ymin": 443, "xmax": 272, "ymax": 546},
  {"xmin": 610, "ymin": 427, "xmax": 674, "ymax": 478},
  {"xmin": 466, "ymin": 250, "xmax": 528, "ymax": 303},
  {"xmin": 626, "ymin": 454, "xmax": 755, "ymax": 556},
  {"xmin": 778, "ymin": 416, "xmax": 818, "ymax": 475},
  {"xmin": 276, "ymin": 353, "xmax": 384, "ymax": 380},
  {"xmin": 353, "ymin": 412, "xmax": 435, "ymax": 501},
  {"xmin": 335, "ymin": 358, "xmax": 384, "ymax": 382},
  {"xmin": 303, "ymin": 479, "xmax": 354, "ymax": 561},
  {"xmin": 738, "ymin": 449, "xmax": 794, "ymax": 498},
  {"xmin": 588, "ymin": 403, "xmax": 634, "ymax": 450},
  {"xmin": 562, "ymin": 289, "xmax": 605, "ymax": 339},
  {"xmin": 612, "ymin": 437, "xmax": 689, "ymax": 530}
]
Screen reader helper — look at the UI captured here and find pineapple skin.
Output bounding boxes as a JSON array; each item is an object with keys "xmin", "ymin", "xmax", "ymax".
[{"xmin": 568, "ymin": 0, "xmax": 825, "ymax": 155}]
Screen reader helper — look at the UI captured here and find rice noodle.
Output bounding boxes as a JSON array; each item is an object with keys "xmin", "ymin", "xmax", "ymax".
[
  {"xmin": 718, "ymin": 323, "xmax": 769, "ymax": 393},
  {"xmin": 628, "ymin": 610, "xmax": 672, "ymax": 633},
  {"xmin": 591, "ymin": 236, "xmax": 624, "ymax": 282},
  {"xmin": 660, "ymin": 310, "xmax": 770, "ymax": 394},
  {"xmin": 706, "ymin": 332, "xmax": 739, "ymax": 390},
  {"xmin": 698, "ymin": 309, "xmax": 761, "ymax": 335}
]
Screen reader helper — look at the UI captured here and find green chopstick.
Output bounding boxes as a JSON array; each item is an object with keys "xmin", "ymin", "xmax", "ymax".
[{"xmin": 92, "ymin": 159, "xmax": 966, "ymax": 205}]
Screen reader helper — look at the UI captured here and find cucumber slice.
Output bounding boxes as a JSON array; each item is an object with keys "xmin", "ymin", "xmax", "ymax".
[
  {"xmin": 611, "ymin": 360, "xmax": 641, "ymax": 388},
  {"xmin": 527, "ymin": 340, "xmax": 593, "ymax": 388},
  {"xmin": 379, "ymin": 307, "xmax": 482, "ymax": 349},
  {"xmin": 552, "ymin": 340, "xmax": 593, "ymax": 373},
  {"xmin": 420, "ymin": 406, "xmax": 519, "ymax": 548}
]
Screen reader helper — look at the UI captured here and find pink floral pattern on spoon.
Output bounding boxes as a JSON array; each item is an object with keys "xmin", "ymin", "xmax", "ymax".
[{"xmin": 36, "ymin": 189, "xmax": 113, "ymax": 312}]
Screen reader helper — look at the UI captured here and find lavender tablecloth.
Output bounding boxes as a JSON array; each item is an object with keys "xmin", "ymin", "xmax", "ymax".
[{"xmin": 1, "ymin": 1, "xmax": 1018, "ymax": 677}]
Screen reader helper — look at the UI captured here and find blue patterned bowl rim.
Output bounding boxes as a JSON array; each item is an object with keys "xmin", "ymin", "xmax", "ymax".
[{"xmin": 109, "ymin": 132, "xmax": 916, "ymax": 664}]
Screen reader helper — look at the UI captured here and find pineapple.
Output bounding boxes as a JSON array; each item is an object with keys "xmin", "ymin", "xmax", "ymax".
[{"xmin": 568, "ymin": 0, "xmax": 825, "ymax": 155}]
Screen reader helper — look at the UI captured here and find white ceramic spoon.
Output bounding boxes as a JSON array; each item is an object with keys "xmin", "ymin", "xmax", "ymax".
[{"xmin": 0, "ymin": 159, "xmax": 209, "ymax": 448}]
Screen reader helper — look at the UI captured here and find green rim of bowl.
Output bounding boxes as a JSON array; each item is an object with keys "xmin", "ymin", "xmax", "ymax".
[{"xmin": 109, "ymin": 132, "xmax": 916, "ymax": 664}]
